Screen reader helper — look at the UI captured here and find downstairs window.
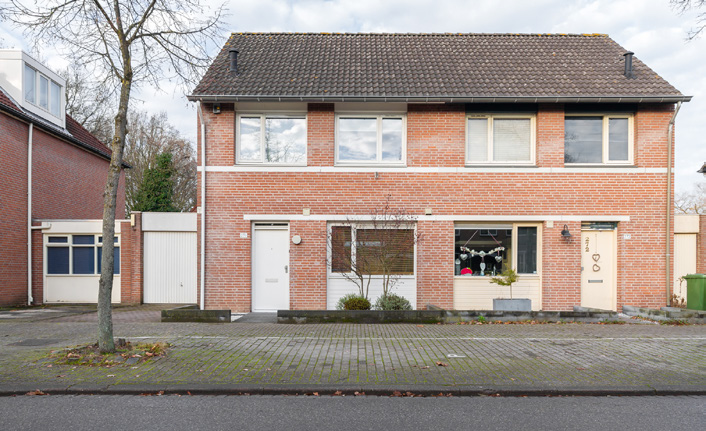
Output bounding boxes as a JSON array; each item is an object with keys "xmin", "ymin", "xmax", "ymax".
[{"xmin": 454, "ymin": 224, "xmax": 538, "ymax": 276}]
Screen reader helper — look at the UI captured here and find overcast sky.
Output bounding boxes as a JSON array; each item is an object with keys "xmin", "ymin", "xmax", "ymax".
[{"xmin": 1, "ymin": 0, "xmax": 705, "ymax": 192}]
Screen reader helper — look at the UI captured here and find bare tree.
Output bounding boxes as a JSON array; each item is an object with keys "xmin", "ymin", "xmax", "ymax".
[
  {"xmin": 7, "ymin": 0, "xmax": 224, "ymax": 352},
  {"xmin": 125, "ymin": 110, "xmax": 196, "ymax": 213},
  {"xmin": 327, "ymin": 197, "xmax": 422, "ymax": 300},
  {"xmin": 675, "ymin": 182, "xmax": 706, "ymax": 214},
  {"xmin": 671, "ymin": 0, "xmax": 706, "ymax": 39},
  {"xmin": 61, "ymin": 65, "xmax": 115, "ymax": 143}
]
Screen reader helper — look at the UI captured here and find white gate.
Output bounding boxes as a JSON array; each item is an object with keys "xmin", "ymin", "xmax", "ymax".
[{"xmin": 143, "ymin": 213, "xmax": 197, "ymax": 304}]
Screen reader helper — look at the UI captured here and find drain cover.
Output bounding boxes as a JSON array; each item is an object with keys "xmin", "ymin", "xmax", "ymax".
[{"xmin": 8, "ymin": 339, "xmax": 62, "ymax": 346}]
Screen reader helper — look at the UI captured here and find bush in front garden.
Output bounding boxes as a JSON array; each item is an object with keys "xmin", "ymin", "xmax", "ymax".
[
  {"xmin": 336, "ymin": 293, "xmax": 371, "ymax": 310},
  {"xmin": 374, "ymin": 294, "xmax": 413, "ymax": 311}
]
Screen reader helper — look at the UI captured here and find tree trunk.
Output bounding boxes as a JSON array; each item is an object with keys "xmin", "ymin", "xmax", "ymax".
[{"xmin": 97, "ymin": 68, "xmax": 132, "ymax": 352}]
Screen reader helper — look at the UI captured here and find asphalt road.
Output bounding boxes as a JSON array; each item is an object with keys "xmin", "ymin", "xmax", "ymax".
[{"xmin": 0, "ymin": 395, "xmax": 703, "ymax": 431}]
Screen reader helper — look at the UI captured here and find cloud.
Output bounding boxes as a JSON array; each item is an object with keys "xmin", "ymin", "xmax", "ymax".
[{"xmin": 4, "ymin": 0, "xmax": 704, "ymax": 190}]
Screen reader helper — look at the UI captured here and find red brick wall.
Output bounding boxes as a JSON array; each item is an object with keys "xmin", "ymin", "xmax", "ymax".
[
  {"xmin": 289, "ymin": 220, "xmax": 327, "ymax": 309},
  {"xmin": 32, "ymin": 127, "xmax": 125, "ymax": 220},
  {"xmin": 0, "ymin": 113, "xmax": 29, "ymax": 305},
  {"xmin": 536, "ymin": 104, "xmax": 564, "ymax": 168},
  {"xmin": 408, "ymin": 105, "xmax": 465, "ymax": 167},
  {"xmin": 542, "ymin": 221, "xmax": 581, "ymax": 310},
  {"xmin": 1, "ymin": 112, "xmax": 126, "ymax": 306},
  {"xmin": 31, "ymin": 228, "xmax": 43, "ymax": 305},
  {"xmin": 202, "ymin": 206, "xmax": 251, "ymax": 310},
  {"xmin": 417, "ymin": 221, "xmax": 454, "ymax": 309},
  {"xmin": 202, "ymin": 103, "xmax": 235, "ymax": 166},
  {"xmin": 307, "ymin": 104, "xmax": 335, "ymax": 166},
  {"xmin": 197, "ymin": 103, "xmax": 676, "ymax": 312},
  {"xmin": 120, "ymin": 212, "xmax": 143, "ymax": 304}
]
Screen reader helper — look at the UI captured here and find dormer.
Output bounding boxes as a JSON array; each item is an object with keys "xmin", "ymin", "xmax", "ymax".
[{"xmin": 0, "ymin": 50, "xmax": 66, "ymax": 129}]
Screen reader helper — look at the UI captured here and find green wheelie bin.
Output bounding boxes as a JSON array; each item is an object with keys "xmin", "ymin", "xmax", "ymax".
[{"xmin": 684, "ymin": 274, "xmax": 706, "ymax": 311}]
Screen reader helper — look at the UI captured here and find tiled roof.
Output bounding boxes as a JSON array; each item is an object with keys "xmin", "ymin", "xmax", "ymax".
[
  {"xmin": 0, "ymin": 85, "xmax": 113, "ymax": 159},
  {"xmin": 0, "ymin": 87, "xmax": 20, "ymax": 109},
  {"xmin": 64, "ymin": 115, "xmax": 112, "ymax": 157},
  {"xmin": 191, "ymin": 33, "xmax": 686, "ymax": 101}
]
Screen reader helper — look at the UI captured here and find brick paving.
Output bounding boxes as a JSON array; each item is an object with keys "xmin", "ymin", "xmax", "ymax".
[{"xmin": 0, "ymin": 306, "xmax": 704, "ymax": 394}]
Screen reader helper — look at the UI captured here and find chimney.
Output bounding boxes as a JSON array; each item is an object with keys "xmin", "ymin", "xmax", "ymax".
[
  {"xmin": 623, "ymin": 52, "xmax": 635, "ymax": 79},
  {"xmin": 229, "ymin": 49, "xmax": 239, "ymax": 74}
]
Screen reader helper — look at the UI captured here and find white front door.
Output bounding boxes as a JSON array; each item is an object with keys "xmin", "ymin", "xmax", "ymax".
[
  {"xmin": 581, "ymin": 229, "xmax": 617, "ymax": 311},
  {"xmin": 252, "ymin": 224, "xmax": 290, "ymax": 312}
]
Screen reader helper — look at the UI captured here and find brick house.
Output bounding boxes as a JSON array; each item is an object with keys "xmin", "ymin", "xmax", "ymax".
[
  {"xmin": 0, "ymin": 50, "xmax": 126, "ymax": 306},
  {"xmin": 188, "ymin": 33, "xmax": 691, "ymax": 312}
]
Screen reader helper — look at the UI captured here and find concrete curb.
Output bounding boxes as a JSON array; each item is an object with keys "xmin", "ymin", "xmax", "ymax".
[
  {"xmin": 277, "ymin": 309, "xmax": 620, "ymax": 324},
  {"xmin": 2, "ymin": 383, "xmax": 704, "ymax": 397}
]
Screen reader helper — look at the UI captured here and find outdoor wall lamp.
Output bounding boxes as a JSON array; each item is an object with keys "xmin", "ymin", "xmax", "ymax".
[{"xmin": 561, "ymin": 224, "xmax": 572, "ymax": 239}]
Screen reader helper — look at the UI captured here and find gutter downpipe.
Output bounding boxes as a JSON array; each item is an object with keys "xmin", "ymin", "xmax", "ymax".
[
  {"xmin": 27, "ymin": 123, "xmax": 34, "ymax": 305},
  {"xmin": 666, "ymin": 101, "xmax": 682, "ymax": 306},
  {"xmin": 197, "ymin": 102, "xmax": 206, "ymax": 311}
]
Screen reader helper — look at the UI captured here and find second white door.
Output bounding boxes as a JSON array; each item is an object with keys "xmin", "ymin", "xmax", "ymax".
[
  {"xmin": 581, "ymin": 229, "xmax": 617, "ymax": 311},
  {"xmin": 252, "ymin": 225, "xmax": 290, "ymax": 312}
]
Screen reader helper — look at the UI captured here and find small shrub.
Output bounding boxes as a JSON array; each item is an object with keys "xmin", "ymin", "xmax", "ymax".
[
  {"xmin": 490, "ymin": 268, "xmax": 519, "ymax": 299},
  {"xmin": 477, "ymin": 315, "xmax": 487, "ymax": 324},
  {"xmin": 374, "ymin": 294, "xmax": 413, "ymax": 311},
  {"xmin": 670, "ymin": 293, "xmax": 687, "ymax": 308},
  {"xmin": 336, "ymin": 293, "xmax": 371, "ymax": 310}
]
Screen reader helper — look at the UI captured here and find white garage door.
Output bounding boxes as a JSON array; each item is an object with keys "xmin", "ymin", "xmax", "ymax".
[{"xmin": 143, "ymin": 231, "xmax": 197, "ymax": 303}]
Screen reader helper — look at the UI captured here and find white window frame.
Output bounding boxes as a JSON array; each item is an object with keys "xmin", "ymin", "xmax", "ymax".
[
  {"xmin": 564, "ymin": 114, "xmax": 634, "ymax": 165},
  {"xmin": 235, "ymin": 113, "xmax": 308, "ymax": 166},
  {"xmin": 23, "ymin": 62, "xmax": 62, "ymax": 118},
  {"xmin": 465, "ymin": 114, "xmax": 536, "ymax": 165},
  {"xmin": 335, "ymin": 114, "xmax": 407, "ymax": 166},
  {"xmin": 453, "ymin": 222, "xmax": 542, "ymax": 277},
  {"xmin": 45, "ymin": 234, "xmax": 120, "ymax": 276},
  {"xmin": 327, "ymin": 222, "xmax": 417, "ymax": 278}
]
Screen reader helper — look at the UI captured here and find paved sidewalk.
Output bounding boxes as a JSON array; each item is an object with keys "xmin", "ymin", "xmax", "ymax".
[{"xmin": 0, "ymin": 308, "xmax": 704, "ymax": 396}]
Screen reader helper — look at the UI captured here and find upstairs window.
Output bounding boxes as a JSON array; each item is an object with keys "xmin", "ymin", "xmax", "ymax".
[
  {"xmin": 564, "ymin": 115, "xmax": 633, "ymax": 164},
  {"xmin": 237, "ymin": 114, "xmax": 307, "ymax": 165},
  {"xmin": 24, "ymin": 64, "xmax": 36, "ymax": 103},
  {"xmin": 466, "ymin": 115, "xmax": 535, "ymax": 164},
  {"xmin": 50, "ymin": 81, "xmax": 61, "ymax": 117},
  {"xmin": 336, "ymin": 115, "xmax": 405, "ymax": 165},
  {"xmin": 23, "ymin": 63, "xmax": 62, "ymax": 118}
]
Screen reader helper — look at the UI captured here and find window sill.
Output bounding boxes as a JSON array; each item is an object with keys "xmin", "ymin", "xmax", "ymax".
[
  {"xmin": 235, "ymin": 163, "xmax": 308, "ymax": 167},
  {"xmin": 564, "ymin": 164, "xmax": 635, "ymax": 168},
  {"xmin": 464, "ymin": 164, "xmax": 537, "ymax": 168},
  {"xmin": 329, "ymin": 274, "xmax": 415, "ymax": 279},
  {"xmin": 334, "ymin": 163, "xmax": 407, "ymax": 168},
  {"xmin": 454, "ymin": 273, "xmax": 539, "ymax": 279}
]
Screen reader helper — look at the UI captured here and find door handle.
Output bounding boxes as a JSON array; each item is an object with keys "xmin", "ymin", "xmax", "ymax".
[{"xmin": 284, "ymin": 265, "xmax": 289, "ymax": 274}]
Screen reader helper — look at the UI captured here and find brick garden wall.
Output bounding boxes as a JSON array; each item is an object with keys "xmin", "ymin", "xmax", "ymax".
[
  {"xmin": 120, "ymin": 212, "xmax": 144, "ymax": 304},
  {"xmin": 197, "ymin": 102, "xmax": 675, "ymax": 312}
]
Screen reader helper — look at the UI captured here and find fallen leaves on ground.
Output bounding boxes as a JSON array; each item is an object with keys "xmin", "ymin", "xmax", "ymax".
[
  {"xmin": 43, "ymin": 341, "xmax": 169, "ymax": 367},
  {"xmin": 25, "ymin": 390, "xmax": 48, "ymax": 396},
  {"xmin": 435, "ymin": 361, "xmax": 449, "ymax": 367}
]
